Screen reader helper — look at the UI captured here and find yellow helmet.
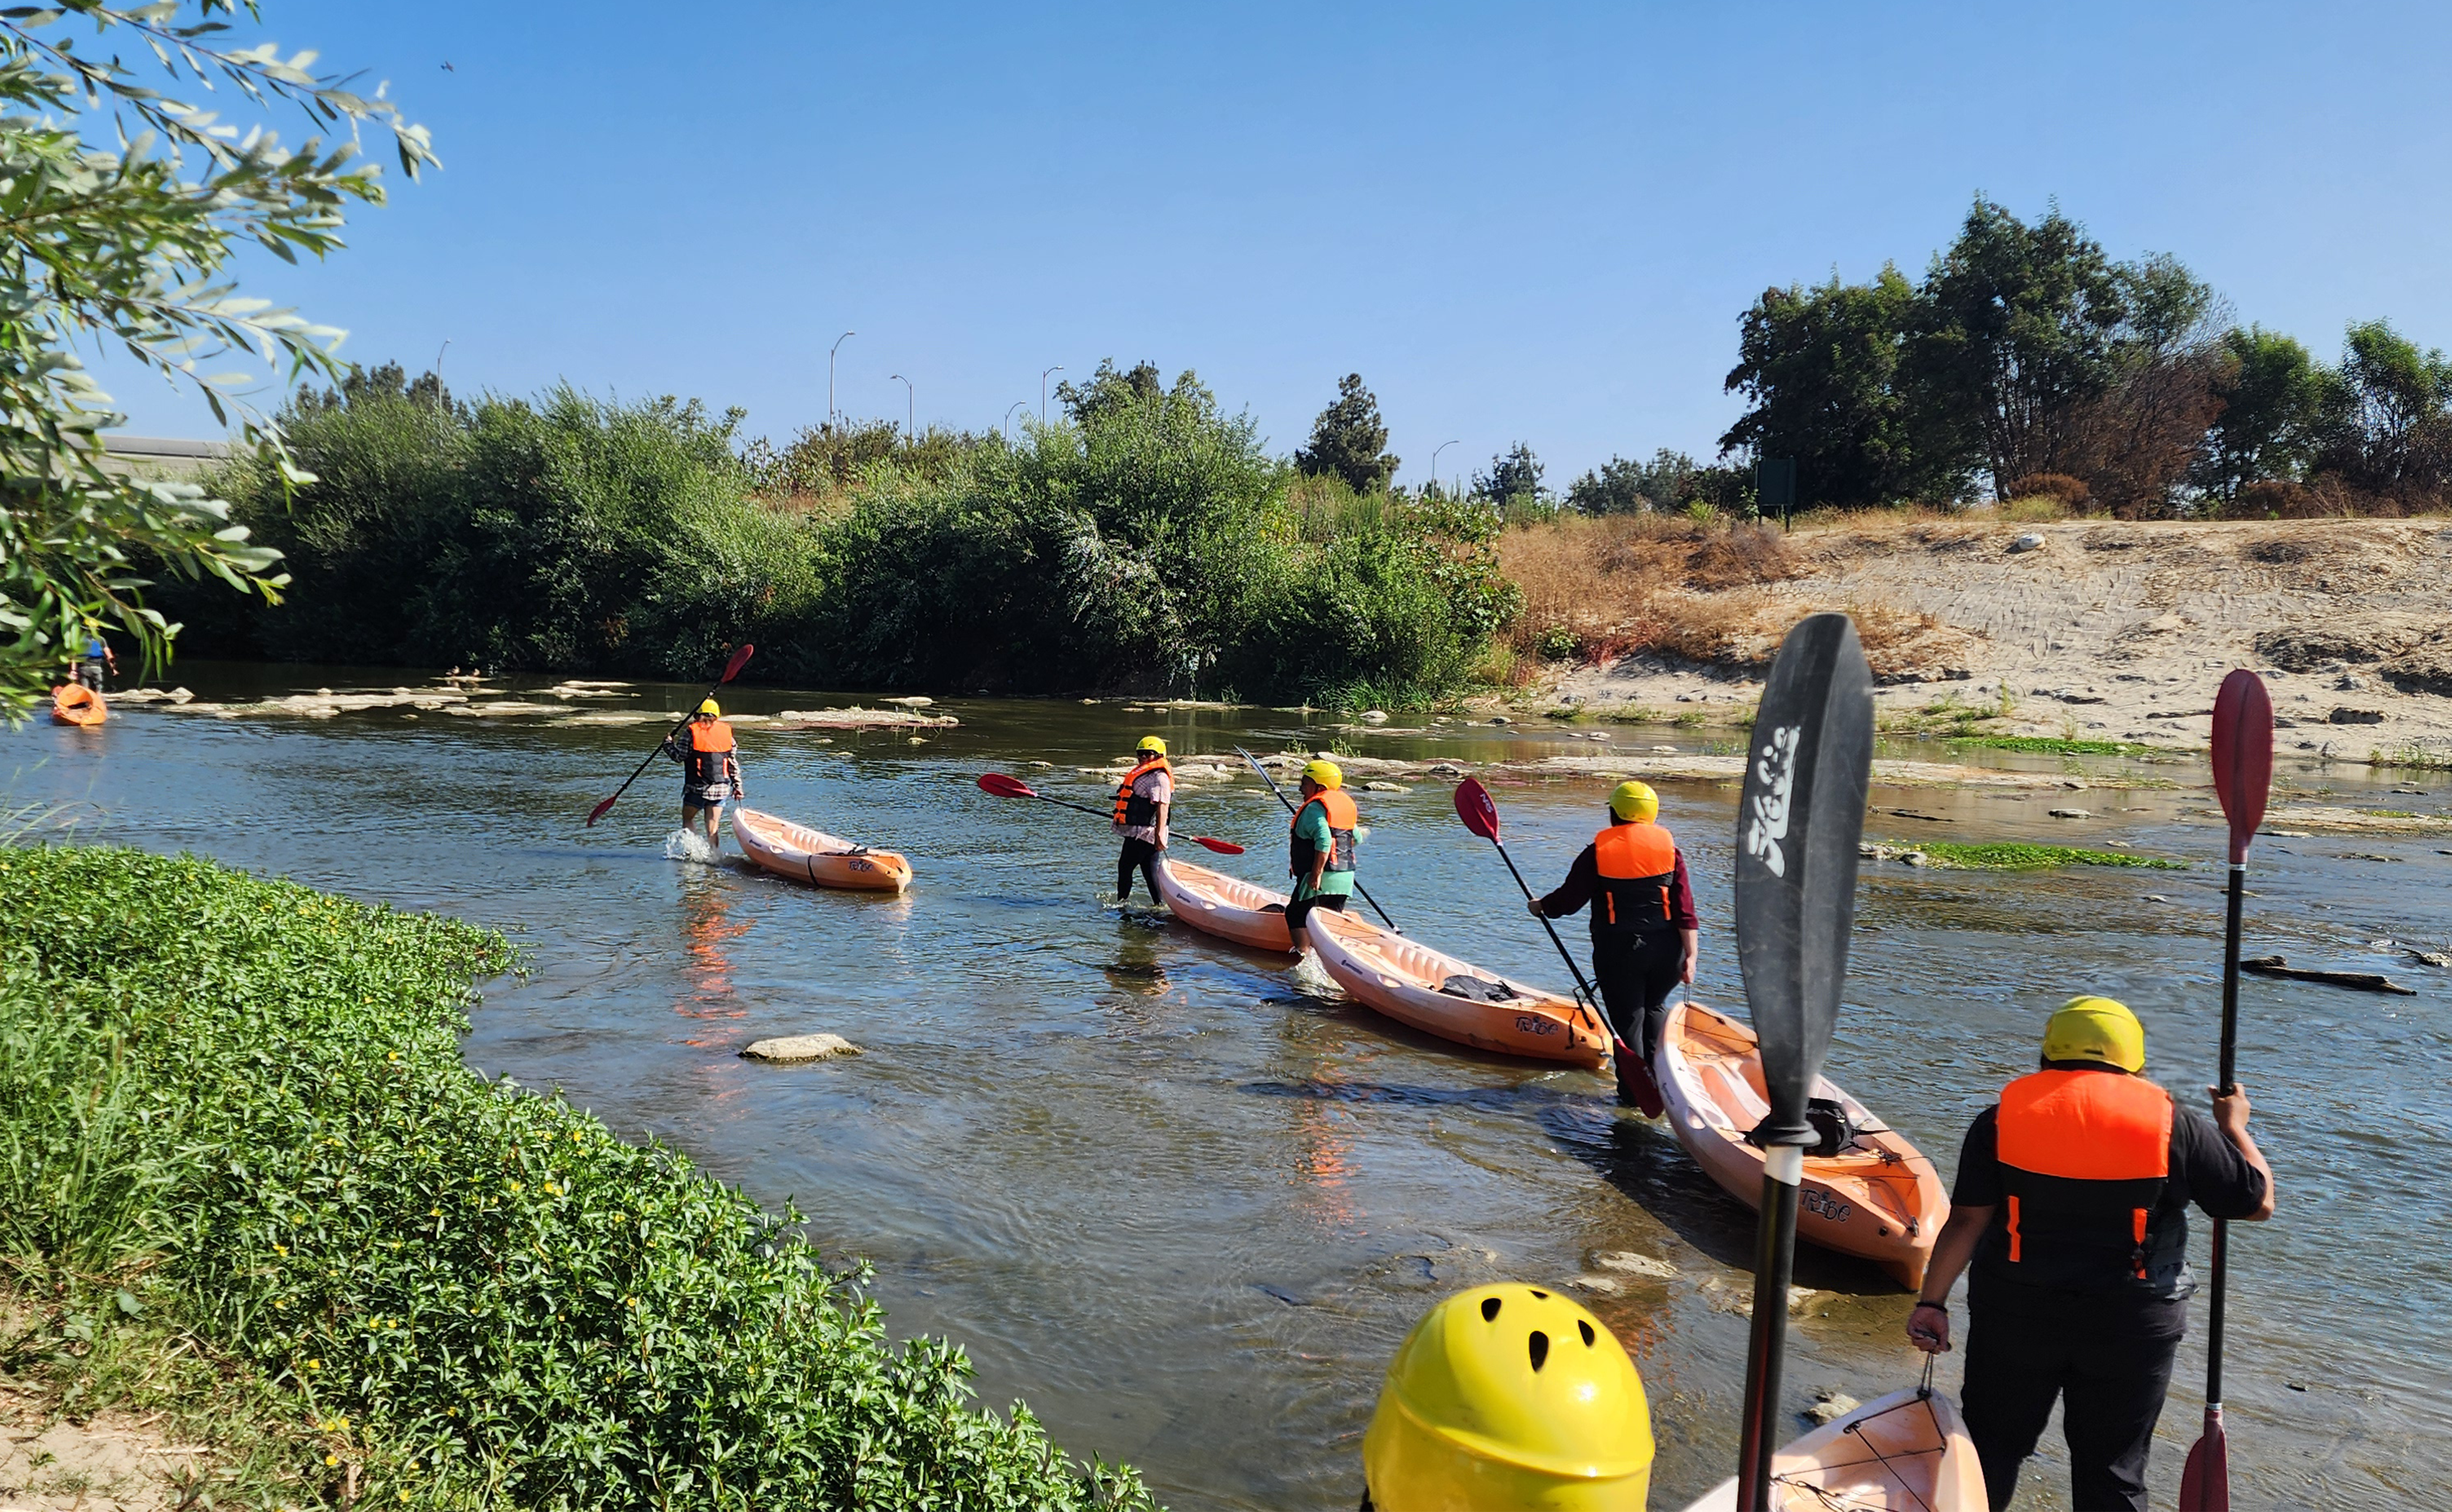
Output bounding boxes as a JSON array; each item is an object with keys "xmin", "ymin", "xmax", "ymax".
[
  {"xmin": 1302, "ymin": 758, "xmax": 1343, "ymax": 789},
  {"xmin": 2042, "ymin": 995, "xmax": 2146, "ymax": 1073},
  {"xmin": 1136, "ymin": 735, "xmax": 1167, "ymax": 755},
  {"xmin": 1362, "ymin": 1284, "xmax": 1652, "ymax": 1512},
  {"xmin": 1608, "ymin": 780, "xmax": 1658, "ymax": 823},
  {"xmin": 696, "ymin": 698, "xmax": 722, "ymax": 717}
]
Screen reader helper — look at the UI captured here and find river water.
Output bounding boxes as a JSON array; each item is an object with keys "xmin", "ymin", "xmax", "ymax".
[{"xmin": 9, "ymin": 665, "xmax": 2447, "ymax": 1511}]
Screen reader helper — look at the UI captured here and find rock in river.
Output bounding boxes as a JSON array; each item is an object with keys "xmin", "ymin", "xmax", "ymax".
[{"xmin": 741, "ymin": 1033, "xmax": 864, "ymax": 1063}]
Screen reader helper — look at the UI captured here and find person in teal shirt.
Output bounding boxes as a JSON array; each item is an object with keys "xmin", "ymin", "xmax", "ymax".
[{"xmin": 1285, "ymin": 758, "xmax": 1358, "ymax": 949}]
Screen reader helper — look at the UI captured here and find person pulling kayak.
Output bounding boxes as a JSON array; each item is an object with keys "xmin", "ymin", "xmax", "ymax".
[
  {"xmin": 1286, "ymin": 758, "xmax": 1358, "ymax": 949},
  {"xmin": 664, "ymin": 699, "xmax": 744, "ymax": 846},
  {"xmin": 1906, "ymin": 996, "xmax": 2275, "ymax": 1512},
  {"xmin": 1112, "ymin": 735, "xmax": 1173, "ymax": 900},
  {"xmin": 1528, "ymin": 779, "xmax": 1697, "ymax": 1103}
]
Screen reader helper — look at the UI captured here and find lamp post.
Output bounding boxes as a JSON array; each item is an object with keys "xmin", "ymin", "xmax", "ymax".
[
  {"xmin": 1040, "ymin": 365, "xmax": 1064, "ymax": 422},
  {"xmin": 889, "ymin": 374, "xmax": 913, "ymax": 441},
  {"xmin": 1004, "ymin": 401, "xmax": 1029, "ymax": 444},
  {"xmin": 1431, "ymin": 439, "xmax": 1461, "ymax": 496},
  {"xmin": 828, "ymin": 330, "xmax": 856, "ymax": 428}
]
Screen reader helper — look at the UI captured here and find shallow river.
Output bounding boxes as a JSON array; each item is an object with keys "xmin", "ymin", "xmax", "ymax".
[{"xmin": 9, "ymin": 665, "xmax": 2448, "ymax": 1511}]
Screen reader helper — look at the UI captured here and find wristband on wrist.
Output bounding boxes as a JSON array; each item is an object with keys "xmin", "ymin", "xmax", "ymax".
[{"xmin": 1911, "ymin": 1300, "xmax": 1945, "ymax": 1313}]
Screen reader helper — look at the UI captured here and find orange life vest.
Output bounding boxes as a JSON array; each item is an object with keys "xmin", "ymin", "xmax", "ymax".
[
  {"xmin": 1113, "ymin": 756, "xmax": 1172, "ymax": 828},
  {"xmin": 681, "ymin": 718, "xmax": 735, "ymax": 787},
  {"xmin": 1592, "ymin": 820, "xmax": 1677, "ymax": 929},
  {"xmin": 1992, "ymin": 1069, "xmax": 2180, "ymax": 1290},
  {"xmin": 1289, "ymin": 788, "xmax": 1358, "ymax": 876}
]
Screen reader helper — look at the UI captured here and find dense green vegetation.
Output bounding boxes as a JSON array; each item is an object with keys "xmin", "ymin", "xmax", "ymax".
[
  {"xmin": 165, "ymin": 363, "xmax": 1515, "ymax": 704},
  {"xmin": 1894, "ymin": 841, "xmax": 2188, "ymax": 871},
  {"xmin": 0, "ymin": 845, "xmax": 1153, "ymax": 1510}
]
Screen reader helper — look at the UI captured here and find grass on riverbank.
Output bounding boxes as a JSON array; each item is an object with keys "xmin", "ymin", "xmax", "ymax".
[
  {"xmin": 0, "ymin": 845, "xmax": 1154, "ymax": 1511},
  {"xmin": 1872, "ymin": 841, "xmax": 2189, "ymax": 870}
]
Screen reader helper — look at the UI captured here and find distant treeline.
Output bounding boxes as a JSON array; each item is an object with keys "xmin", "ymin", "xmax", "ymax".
[{"xmin": 162, "ymin": 362, "xmax": 1518, "ymax": 700}]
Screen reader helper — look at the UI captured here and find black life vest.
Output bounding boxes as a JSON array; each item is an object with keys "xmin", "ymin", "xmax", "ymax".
[
  {"xmin": 1113, "ymin": 756, "xmax": 1171, "ymax": 829},
  {"xmin": 1289, "ymin": 789, "xmax": 1358, "ymax": 876},
  {"xmin": 1591, "ymin": 821, "xmax": 1677, "ymax": 932},
  {"xmin": 1985, "ymin": 1069, "xmax": 2185, "ymax": 1292}
]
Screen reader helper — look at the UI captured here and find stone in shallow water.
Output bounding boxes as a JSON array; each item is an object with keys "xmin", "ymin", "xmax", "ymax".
[
  {"xmin": 740, "ymin": 1034, "xmax": 863, "ymax": 1064},
  {"xmin": 1805, "ymin": 1389, "xmax": 1861, "ymax": 1425}
]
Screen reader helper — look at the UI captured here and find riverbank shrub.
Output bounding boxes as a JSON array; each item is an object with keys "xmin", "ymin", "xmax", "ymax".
[{"xmin": 0, "ymin": 845, "xmax": 1153, "ymax": 1510}]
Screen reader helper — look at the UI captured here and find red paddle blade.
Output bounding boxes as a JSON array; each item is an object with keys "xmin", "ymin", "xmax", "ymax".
[
  {"xmin": 1617, "ymin": 1041, "xmax": 1665, "ymax": 1117},
  {"xmin": 1454, "ymin": 777, "xmax": 1501, "ymax": 841},
  {"xmin": 585, "ymin": 795, "xmax": 617, "ymax": 827},
  {"xmin": 2178, "ymin": 1406, "xmax": 2229, "ymax": 1512},
  {"xmin": 977, "ymin": 773, "xmax": 1036, "ymax": 799},
  {"xmin": 1192, "ymin": 836, "xmax": 1247, "ymax": 855},
  {"xmin": 2211, "ymin": 671, "xmax": 2274, "ymax": 865},
  {"xmin": 720, "ymin": 642, "xmax": 756, "ymax": 682}
]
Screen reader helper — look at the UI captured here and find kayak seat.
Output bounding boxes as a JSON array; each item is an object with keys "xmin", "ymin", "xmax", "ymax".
[
  {"xmin": 1260, "ymin": 903, "xmax": 1286, "ymax": 914},
  {"xmin": 1437, "ymin": 974, "xmax": 1519, "ymax": 1003}
]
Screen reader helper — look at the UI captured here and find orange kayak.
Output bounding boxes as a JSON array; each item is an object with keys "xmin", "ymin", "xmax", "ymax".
[
  {"xmin": 731, "ymin": 807, "xmax": 912, "ymax": 893},
  {"xmin": 1154, "ymin": 858, "xmax": 1296, "ymax": 953},
  {"xmin": 1305, "ymin": 906, "xmax": 1611, "ymax": 1068},
  {"xmin": 50, "ymin": 683, "xmax": 106, "ymax": 726},
  {"xmin": 1657, "ymin": 1000, "xmax": 1948, "ymax": 1289},
  {"xmin": 1680, "ymin": 1386, "xmax": 1986, "ymax": 1510}
]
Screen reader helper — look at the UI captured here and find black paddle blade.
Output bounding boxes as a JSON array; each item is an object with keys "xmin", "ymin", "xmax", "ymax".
[{"xmin": 1734, "ymin": 612, "xmax": 1875, "ymax": 1146}]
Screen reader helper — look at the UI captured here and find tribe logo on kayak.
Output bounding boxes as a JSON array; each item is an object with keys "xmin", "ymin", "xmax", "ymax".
[{"xmin": 1745, "ymin": 723, "xmax": 1802, "ymax": 878}]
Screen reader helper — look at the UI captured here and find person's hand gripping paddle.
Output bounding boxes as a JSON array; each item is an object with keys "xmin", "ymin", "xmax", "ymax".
[
  {"xmin": 586, "ymin": 643, "xmax": 755, "ymax": 826},
  {"xmin": 2179, "ymin": 669, "xmax": 2274, "ymax": 1512},
  {"xmin": 1451, "ymin": 777, "xmax": 1658, "ymax": 1114},
  {"xmin": 975, "ymin": 774, "xmax": 1247, "ymax": 854},
  {"xmin": 1730, "ymin": 612, "xmax": 1874, "ymax": 1512}
]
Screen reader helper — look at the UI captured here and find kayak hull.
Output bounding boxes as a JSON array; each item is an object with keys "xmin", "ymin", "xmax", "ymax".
[
  {"xmin": 731, "ymin": 807, "xmax": 912, "ymax": 892},
  {"xmin": 1154, "ymin": 858, "xmax": 1296, "ymax": 953},
  {"xmin": 50, "ymin": 684, "xmax": 106, "ymax": 726},
  {"xmin": 1657, "ymin": 1000, "xmax": 1947, "ymax": 1290},
  {"xmin": 1680, "ymin": 1386, "xmax": 1987, "ymax": 1511},
  {"xmin": 1306, "ymin": 906, "xmax": 1611, "ymax": 1068}
]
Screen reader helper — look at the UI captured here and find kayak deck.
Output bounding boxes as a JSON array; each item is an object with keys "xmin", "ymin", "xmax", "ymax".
[
  {"xmin": 1306, "ymin": 906, "xmax": 1611, "ymax": 1068},
  {"xmin": 1659, "ymin": 1000, "xmax": 1947, "ymax": 1289},
  {"xmin": 1680, "ymin": 1386, "xmax": 1986, "ymax": 1510},
  {"xmin": 731, "ymin": 807, "xmax": 912, "ymax": 893},
  {"xmin": 1154, "ymin": 858, "xmax": 1295, "ymax": 953}
]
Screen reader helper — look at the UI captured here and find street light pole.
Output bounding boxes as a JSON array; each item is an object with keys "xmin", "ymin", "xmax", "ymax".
[
  {"xmin": 1041, "ymin": 365, "xmax": 1064, "ymax": 422},
  {"xmin": 1004, "ymin": 401, "xmax": 1029, "ymax": 444},
  {"xmin": 889, "ymin": 374, "xmax": 913, "ymax": 442},
  {"xmin": 1431, "ymin": 439, "xmax": 1461, "ymax": 496},
  {"xmin": 828, "ymin": 330, "xmax": 856, "ymax": 428}
]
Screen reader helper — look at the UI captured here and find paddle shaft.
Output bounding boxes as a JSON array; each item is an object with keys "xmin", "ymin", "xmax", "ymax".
[
  {"xmin": 1735, "ymin": 1145, "xmax": 1804, "ymax": 1512},
  {"xmin": 1482, "ymin": 834, "xmax": 1619, "ymax": 1050},
  {"xmin": 2206, "ymin": 860, "xmax": 2246, "ymax": 1408},
  {"xmin": 993, "ymin": 782, "xmax": 1241, "ymax": 853},
  {"xmin": 1233, "ymin": 746, "xmax": 1402, "ymax": 933},
  {"xmin": 590, "ymin": 669, "xmax": 745, "ymax": 823}
]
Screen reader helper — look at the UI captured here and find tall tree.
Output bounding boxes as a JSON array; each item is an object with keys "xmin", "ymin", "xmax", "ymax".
[
  {"xmin": 2064, "ymin": 254, "xmax": 2229, "ymax": 515},
  {"xmin": 1566, "ymin": 450, "xmax": 1702, "ymax": 514},
  {"xmin": 1472, "ymin": 442, "xmax": 1544, "ymax": 504},
  {"xmin": 1907, "ymin": 198, "xmax": 2127, "ymax": 493},
  {"xmin": 1720, "ymin": 266, "xmax": 1966, "ymax": 507},
  {"xmin": 1054, "ymin": 359, "xmax": 1166, "ymax": 427},
  {"xmin": 2190, "ymin": 328, "xmax": 2323, "ymax": 504},
  {"xmin": 0, "ymin": 2, "xmax": 433, "ymax": 711},
  {"xmin": 2312, "ymin": 319, "xmax": 2452, "ymax": 499},
  {"xmin": 1293, "ymin": 373, "xmax": 1399, "ymax": 492}
]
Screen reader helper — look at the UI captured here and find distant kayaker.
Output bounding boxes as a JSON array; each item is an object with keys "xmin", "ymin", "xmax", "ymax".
[
  {"xmin": 1906, "ymin": 996, "xmax": 2275, "ymax": 1512},
  {"xmin": 1528, "ymin": 780, "xmax": 1697, "ymax": 1101},
  {"xmin": 1285, "ymin": 758, "xmax": 1357, "ymax": 948},
  {"xmin": 663, "ymin": 699, "xmax": 744, "ymax": 846},
  {"xmin": 1112, "ymin": 735, "xmax": 1173, "ymax": 900},
  {"xmin": 76, "ymin": 633, "xmax": 115, "ymax": 692}
]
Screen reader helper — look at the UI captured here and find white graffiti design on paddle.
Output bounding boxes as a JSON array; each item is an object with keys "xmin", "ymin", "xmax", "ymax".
[{"xmin": 1745, "ymin": 723, "xmax": 1802, "ymax": 877}]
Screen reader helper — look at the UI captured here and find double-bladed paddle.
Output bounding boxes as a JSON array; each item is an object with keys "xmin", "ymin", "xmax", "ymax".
[
  {"xmin": 975, "ymin": 773, "xmax": 1247, "ymax": 854},
  {"xmin": 1450, "ymin": 777, "xmax": 1654, "ymax": 1109},
  {"xmin": 2179, "ymin": 670, "xmax": 2274, "ymax": 1512},
  {"xmin": 586, "ymin": 643, "xmax": 755, "ymax": 826},
  {"xmin": 1730, "ymin": 612, "xmax": 1875, "ymax": 1512},
  {"xmin": 1232, "ymin": 745, "xmax": 1402, "ymax": 933}
]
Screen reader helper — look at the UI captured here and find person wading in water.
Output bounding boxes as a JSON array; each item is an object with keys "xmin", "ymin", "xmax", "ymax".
[
  {"xmin": 1907, "ymin": 996, "xmax": 2275, "ymax": 1512},
  {"xmin": 1285, "ymin": 758, "xmax": 1358, "ymax": 950},
  {"xmin": 1528, "ymin": 779, "xmax": 1697, "ymax": 1104},
  {"xmin": 1112, "ymin": 736, "xmax": 1173, "ymax": 901},
  {"xmin": 664, "ymin": 699, "xmax": 744, "ymax": 848}
]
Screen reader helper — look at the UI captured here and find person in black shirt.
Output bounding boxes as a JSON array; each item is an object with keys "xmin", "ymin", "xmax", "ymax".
[{"xmin": 1906, "ymin": 996, "xmax": 2275, "ymax": 1512}]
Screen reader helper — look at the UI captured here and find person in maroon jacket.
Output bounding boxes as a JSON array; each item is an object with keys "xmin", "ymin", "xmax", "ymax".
[{"xmin": 1530, "ymin": 780, "xmax": 1698, "ymax": 1102}]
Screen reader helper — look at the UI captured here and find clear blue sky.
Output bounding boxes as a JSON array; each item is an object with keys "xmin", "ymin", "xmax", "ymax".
[{"xmin": 99, "ymin": 0, "xmax": 2452, "ymax": 489}]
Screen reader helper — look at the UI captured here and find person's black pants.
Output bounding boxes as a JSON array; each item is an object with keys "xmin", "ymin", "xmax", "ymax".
[
  {"xmin": 1961, "ymin": 1272, "xmax": 2187, "ymax": 1512},
  {"xmin": 1590, "ymin": 925, "xmax": 1682, "ymax": 1064},
  {"xmin": 1284, "ymin": 892, "xmax": 1349, "ymax": 939},
  {"xmin": 1116, "ymin": 838, "xmax": 1162, "ymax": 899}
]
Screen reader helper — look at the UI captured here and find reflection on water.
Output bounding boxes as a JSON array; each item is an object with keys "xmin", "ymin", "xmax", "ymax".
[{"xmin": 6, "ymin": 663, "xmax": 2447, "ymax": 1512}]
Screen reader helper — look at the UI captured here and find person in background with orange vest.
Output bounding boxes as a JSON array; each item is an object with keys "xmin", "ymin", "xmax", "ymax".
[
  {"xmin": 1285, "ymin": 758, "xmax": 1358, "ymax": 948},
  {"xmin": 1907, "ymin": 996, "xmax": 2274, "ymax": 1512},
  {"xmin": 1112, "ymin": 735, "xmax": 1173, "ymax": 900},
  {"xmin": 663, "ymin": 699, "xmax": 744, "ymax": 847},
  {"xmin": 1530, "ymin": 780, "xmax": 1697, "ymax": 1102}
]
